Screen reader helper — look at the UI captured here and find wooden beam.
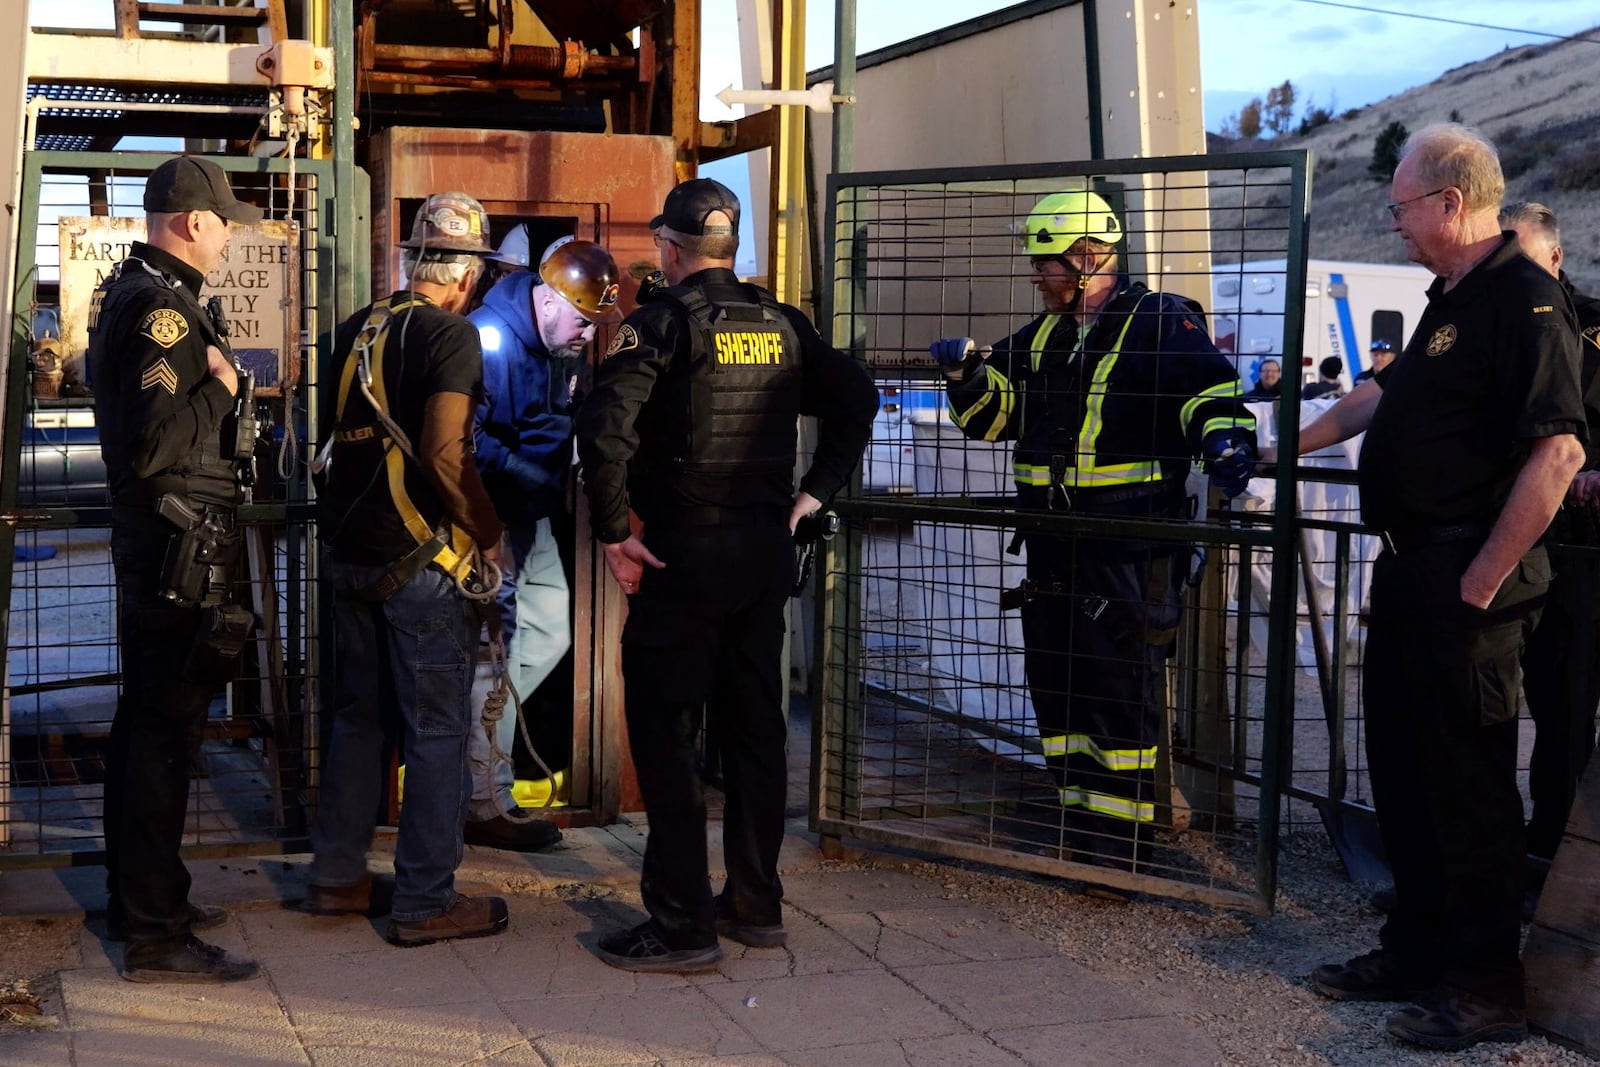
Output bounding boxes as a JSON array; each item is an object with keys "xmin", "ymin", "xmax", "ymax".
[{"xmin": 696, "ymin": 108, "xmax": 779, "ymax": 164}]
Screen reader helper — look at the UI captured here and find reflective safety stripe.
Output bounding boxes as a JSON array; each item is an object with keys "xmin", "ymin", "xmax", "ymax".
[
  {"xmin": 1074, "ymin": 302, "xmax": 1143, "ymax": 485},
  {"xmin": 1028, "ymin": 314, "xmax": 1063, "ymax": 373},
  {"xmin": 1180, "ymin": 378, "xmax": 1252, "ymax": 437},
  {"xmin": 1040, "ymin": 733, "xmax": 1157, "ymax": 771},
  {"xmin": 1058, "ymin": 787, "xmax": 1155, "ymax": 822},
  {"xmin": 949, "ymin": 363, "xmax": 1016, "ymax": 442},
  {"xmin": 333, "ymin": 297, "xmax": 475, "ymax": 584},
  {"xmin": 1015, "ymin": 459, "xmax": 1159, "ymax": 487}
]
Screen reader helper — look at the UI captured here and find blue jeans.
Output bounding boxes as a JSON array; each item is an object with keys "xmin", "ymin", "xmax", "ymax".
[
  {"xmin": 311, "ymin": 559, "xmax": 477, "ymax": 922},
  {"xmin": 467, "ymin": 517, "xmax": 571, "ymax": 820}
]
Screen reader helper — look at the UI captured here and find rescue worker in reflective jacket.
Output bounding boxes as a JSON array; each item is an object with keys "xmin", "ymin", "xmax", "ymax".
[
  {"xmin": 576, "ymin": 178, "xmax": 877, "ymax": 972},
  {"xmin": 462, "ymin": 239, "xmax": 620, "ymax": 852},
  {"xmin": 90, "ymin": 155, "xmax": 262, "ymax": 982},
  {"xmin": 308, "ymin": 192, "xmax": 511, "ymax": 947},
  {"xmin": 930, "ymin": 190, "xmax": 1256, "ymax": 870}
]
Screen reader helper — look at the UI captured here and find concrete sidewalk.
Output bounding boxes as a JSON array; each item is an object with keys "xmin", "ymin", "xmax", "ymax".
[{"xmin": 0, "ymin": 820, "xmax": 1222, "ymax": 1067}]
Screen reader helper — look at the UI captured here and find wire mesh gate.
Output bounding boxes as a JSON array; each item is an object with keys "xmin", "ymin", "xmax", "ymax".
[
  {"xmin": 0, "ymin": 151, "xmax": 345, "ymax": 869},
  {"xmin": 811, "ymin": 153, "xmax": 1318, "ymax": 911}
]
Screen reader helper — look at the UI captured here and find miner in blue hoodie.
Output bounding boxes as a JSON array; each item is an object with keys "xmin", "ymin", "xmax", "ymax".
[{"xmin": 465, "ymin": 238, "xmax": 621, "ymax": 851}]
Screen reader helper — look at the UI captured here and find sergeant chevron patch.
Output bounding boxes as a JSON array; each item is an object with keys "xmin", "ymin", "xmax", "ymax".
[{"xmin": 141, "ymin": 358, "xmax": 179, "ymax": 396}]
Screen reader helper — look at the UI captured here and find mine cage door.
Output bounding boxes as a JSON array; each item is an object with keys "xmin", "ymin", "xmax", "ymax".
[
  {"xmin": 811, "ymin": 151, "xmax": 1329, "ymax": 913},
  {"xmin": 0, "ymin": 150, "xmax": 345, "ymax": 870}
]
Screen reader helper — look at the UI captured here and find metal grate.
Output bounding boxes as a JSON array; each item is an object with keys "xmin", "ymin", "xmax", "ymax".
[
  {"xmin": 3, "ymin": 155, "xmax": 330, "ymax": 866},
  {"xmin": 813, "ymin": 155, "xmax": 1315, "ymax": 911}
]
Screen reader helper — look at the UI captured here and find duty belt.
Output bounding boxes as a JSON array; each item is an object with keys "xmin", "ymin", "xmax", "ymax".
[
  {"xmin": 650, "ymin": 505, "xmax": 788, "ymax": 529},
  {"xmin": 1377, "ymin": 522, "xmax": 1492, "ymax": 555}
]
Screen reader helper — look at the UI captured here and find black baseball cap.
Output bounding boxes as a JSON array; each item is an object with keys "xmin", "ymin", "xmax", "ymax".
[
  {"xmin": 143, "ymin": 156, "xmax": 264, "ymax": 225},
  {"xmin": 650, "ymin": 178, "xmax": 739, "ymax": 236}
]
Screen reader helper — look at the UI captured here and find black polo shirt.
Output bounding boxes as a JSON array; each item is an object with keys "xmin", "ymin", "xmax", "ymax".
[{"xmin": 1359, "ymin": 232, "xmax": 1584, "ymax": 531}]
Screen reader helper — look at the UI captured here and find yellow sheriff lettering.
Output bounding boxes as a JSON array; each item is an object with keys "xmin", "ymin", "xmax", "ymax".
[
  {"xmin": 1533, "ymin": 305, "xmax": 1554, "ymax": 314},
  {"xmin": 716, "ymin": 331, "xmax": 784, "ymax": 365}
]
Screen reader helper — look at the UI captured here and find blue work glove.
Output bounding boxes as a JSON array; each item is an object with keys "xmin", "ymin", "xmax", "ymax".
[
  {"xmin": 929, "ymin": 337, "xmax": 977, "ymax": 372},
  {"xmin": 1202, "ymin": 429, "xmax": 1256, "ymax": 499}
]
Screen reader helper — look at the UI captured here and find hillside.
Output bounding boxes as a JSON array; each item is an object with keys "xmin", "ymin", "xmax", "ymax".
[{"xmin": 1208, "ymin": 28, "xmax": 1600, "ymax": 292}]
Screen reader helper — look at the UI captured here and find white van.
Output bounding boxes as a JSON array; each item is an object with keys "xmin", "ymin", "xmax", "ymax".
[{"xmin": 1211, "ymin": 259, "xmax": 1433, "ymax": 392}]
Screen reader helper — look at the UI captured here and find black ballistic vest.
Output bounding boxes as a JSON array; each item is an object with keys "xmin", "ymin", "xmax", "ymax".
[{"xmin": 660, "ymin": 283, "xmax": 803, "ymax": 480}]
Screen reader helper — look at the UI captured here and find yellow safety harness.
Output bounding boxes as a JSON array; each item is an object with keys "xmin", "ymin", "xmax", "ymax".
[{"xmin": 330, "ymin": 295, "xmax": 477, "ymax": 588}]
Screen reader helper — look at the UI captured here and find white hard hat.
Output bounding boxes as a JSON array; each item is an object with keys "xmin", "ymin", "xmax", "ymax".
[
  {"xmin": 539, "ymin": 234, "xmax": 576, "ymax": 268},
  {"xmin": 488, "ymin": 223, "xmax": 532, "ymax": 268}
]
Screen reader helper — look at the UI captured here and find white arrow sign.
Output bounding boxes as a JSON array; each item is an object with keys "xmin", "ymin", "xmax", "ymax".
[{"xmin": 713, "ymin": 83, "xmax": 853, "ymax": 114}]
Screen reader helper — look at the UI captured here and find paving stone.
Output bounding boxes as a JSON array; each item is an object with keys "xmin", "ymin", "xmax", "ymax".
[
  {"xmin": 297, "ymin": 998, "xmax": 543, "ymax": 1067},
  {"xmin": 502, "ymin": 987, "xmax": 760, "ymax": 1065},
  {"xmin": 895, "ymin": 957, "xmax": 1169, "ymax": 1031},
  {"xmin": 0, "ymin": 1028, "xmax": 73, "ymax": 1067},
  {"xmin": 269, "ymin": 944, "xmax": 493, "ymax": 1028},
  {"xmin": 60, "ymin": 966, "xmax": 283, "ymax": 1033},
  {"xmin": 782, "ymin": 1034, "xmax": 1029, "ymax": 1067},
  {"xmin": 700, "ymin": 971, "xmax": 963, "ymax": 1052},
  {"xmin": 989, "ymin": 1016, "xmax": 1224, "ymax": 1067},
  {"xmin": 778, "ymin": 868, "xmax": 968, "ymax": 916},
  {"xmin": 822, "ymin": 904, "xmax": 1053, "ymax": 967},
  {"xmin": 69, "ymin": 1021, "xmax": 312, "ymax": 1067}
]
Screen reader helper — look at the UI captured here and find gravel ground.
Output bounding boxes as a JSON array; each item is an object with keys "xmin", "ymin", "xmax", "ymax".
[{"xmin": 874, "ymin": 832, "xmax": 1600, "ymax": 1067}]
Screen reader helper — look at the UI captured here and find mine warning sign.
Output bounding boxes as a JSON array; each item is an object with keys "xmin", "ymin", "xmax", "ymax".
[{"xmin": 58, "ymin": 216, "xmax": 300, "ymax": 395}]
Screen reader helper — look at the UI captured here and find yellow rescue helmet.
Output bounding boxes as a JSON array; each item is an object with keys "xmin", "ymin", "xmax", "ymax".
[
  {"xmin": 401, "ymin": 191, "xmax": 494, "ymax": 255},
  {"xmin": 1020, "ymin": 190, "xmax": 1122, "ymax": 256},
  {"xmin": 540, "ymin": 239, "xmax": 621, "ymax": 322}
]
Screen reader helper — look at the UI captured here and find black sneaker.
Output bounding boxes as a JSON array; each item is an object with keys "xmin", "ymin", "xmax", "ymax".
[
  {"xmin": 714, "ymin": 901, "xmax": 787, "ymax": 949},
  {"xmin": 121, "ymin": 936, "xmax": 259, "ymax": 984},
  {"xmin": 463, "ymin": 812, "xmax": 563, "ymax": 853},
  {"xmin": 595, "ymin": 921, "xmax": 723, "ymax": 973},
  {"xmin": 386, "ymin": 894, "xmax": 509, "ymax": 947},
  {"xmin": 1386, "ymin": 990, "xmax": 1528, "ymax": 1051},
  {"xmin": 107, "ymin": 903, "xmax": 228, "ymax": 943},
  {"xmin": 1311, "ymin": 949, "xmax": 1425, "ymax": 1002}
]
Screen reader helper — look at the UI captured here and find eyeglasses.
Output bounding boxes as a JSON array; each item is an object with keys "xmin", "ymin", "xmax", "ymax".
[
  {"xmin": 652, "ymin": 233, "xmax": 680, "ymax": 249},
  {"xmin": 1385, "ymin": 188, "xmax": 1446, "ymax": 221}
]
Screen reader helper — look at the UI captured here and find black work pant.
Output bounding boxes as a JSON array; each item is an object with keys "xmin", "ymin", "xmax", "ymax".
[
  {"xmin": 1364, "ymin": 541, "xmax": 1548, "ymax": 1008},
  {"xmin": 1523, "ymin": 549, "xmax": 1600, "ymax": 860},
  {"xmin": 104, "ymin": 507, "xmax": 234, "ymax": 962},
  {"xmin": 620, "ymin": 522, "xmax": 793, "ymax": 948},
  {"xmin": 1019, "ymin": 528, "xmax": 1182, "ymax": 866}
]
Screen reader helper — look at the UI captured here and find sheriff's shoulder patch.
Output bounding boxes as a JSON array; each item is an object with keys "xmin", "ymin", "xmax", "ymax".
[
  {"xmin": 139, "ymin": 307, "xmax": 189, "ymax": 349},
  {"xmin": 606, "ymin": 323, "xmax": 639, "ymax": 357},
  {"xmin": 141, "ymin": 358, "xmax": 179, "ymax": 396},
  {"xmin": 1583, "ymin": 324, "xmax": 1599, "ymax": 351}
]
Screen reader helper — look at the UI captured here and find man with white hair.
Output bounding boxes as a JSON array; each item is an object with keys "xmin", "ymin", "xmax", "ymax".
[
  {"xmin": 1300, "ymin": 126, "xmax": 1586, "ymax": 1051},
  {"xmin": 463, "ymin": 238, "xmax": 620, "ymax": 850},
  {"xmin": 310, "ymin": 192, "xmax": 510, "ymax": 947}
]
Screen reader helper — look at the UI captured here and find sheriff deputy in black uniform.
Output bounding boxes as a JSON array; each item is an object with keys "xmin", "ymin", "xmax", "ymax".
[
  {"xmin": 91, "ymin": 155, "xmax": 263, "ymax": 983},
  {"xmin": 1498, "ymin": 201, "xmax": 1600, "ymax": 894},
  {"xmin": 576, "ymin": 178, "xmax": 877, "ymax": 973},
  {"xmin": 1299, "ymin": 125, "xmax": 1586, "ymax": 1052}
]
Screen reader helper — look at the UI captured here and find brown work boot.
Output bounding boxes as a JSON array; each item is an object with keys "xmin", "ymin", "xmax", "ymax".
[
  {"xmin": 386, "ymin": 894, "xmax": 508, "ymax": 947},
  {"xmin": 301, "ymin": 876, "xmax": 380, "ymax": 917},
  {"xmin": 1386, "ymin": 988, "xmax": 1528, "ymax": 1051}
]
